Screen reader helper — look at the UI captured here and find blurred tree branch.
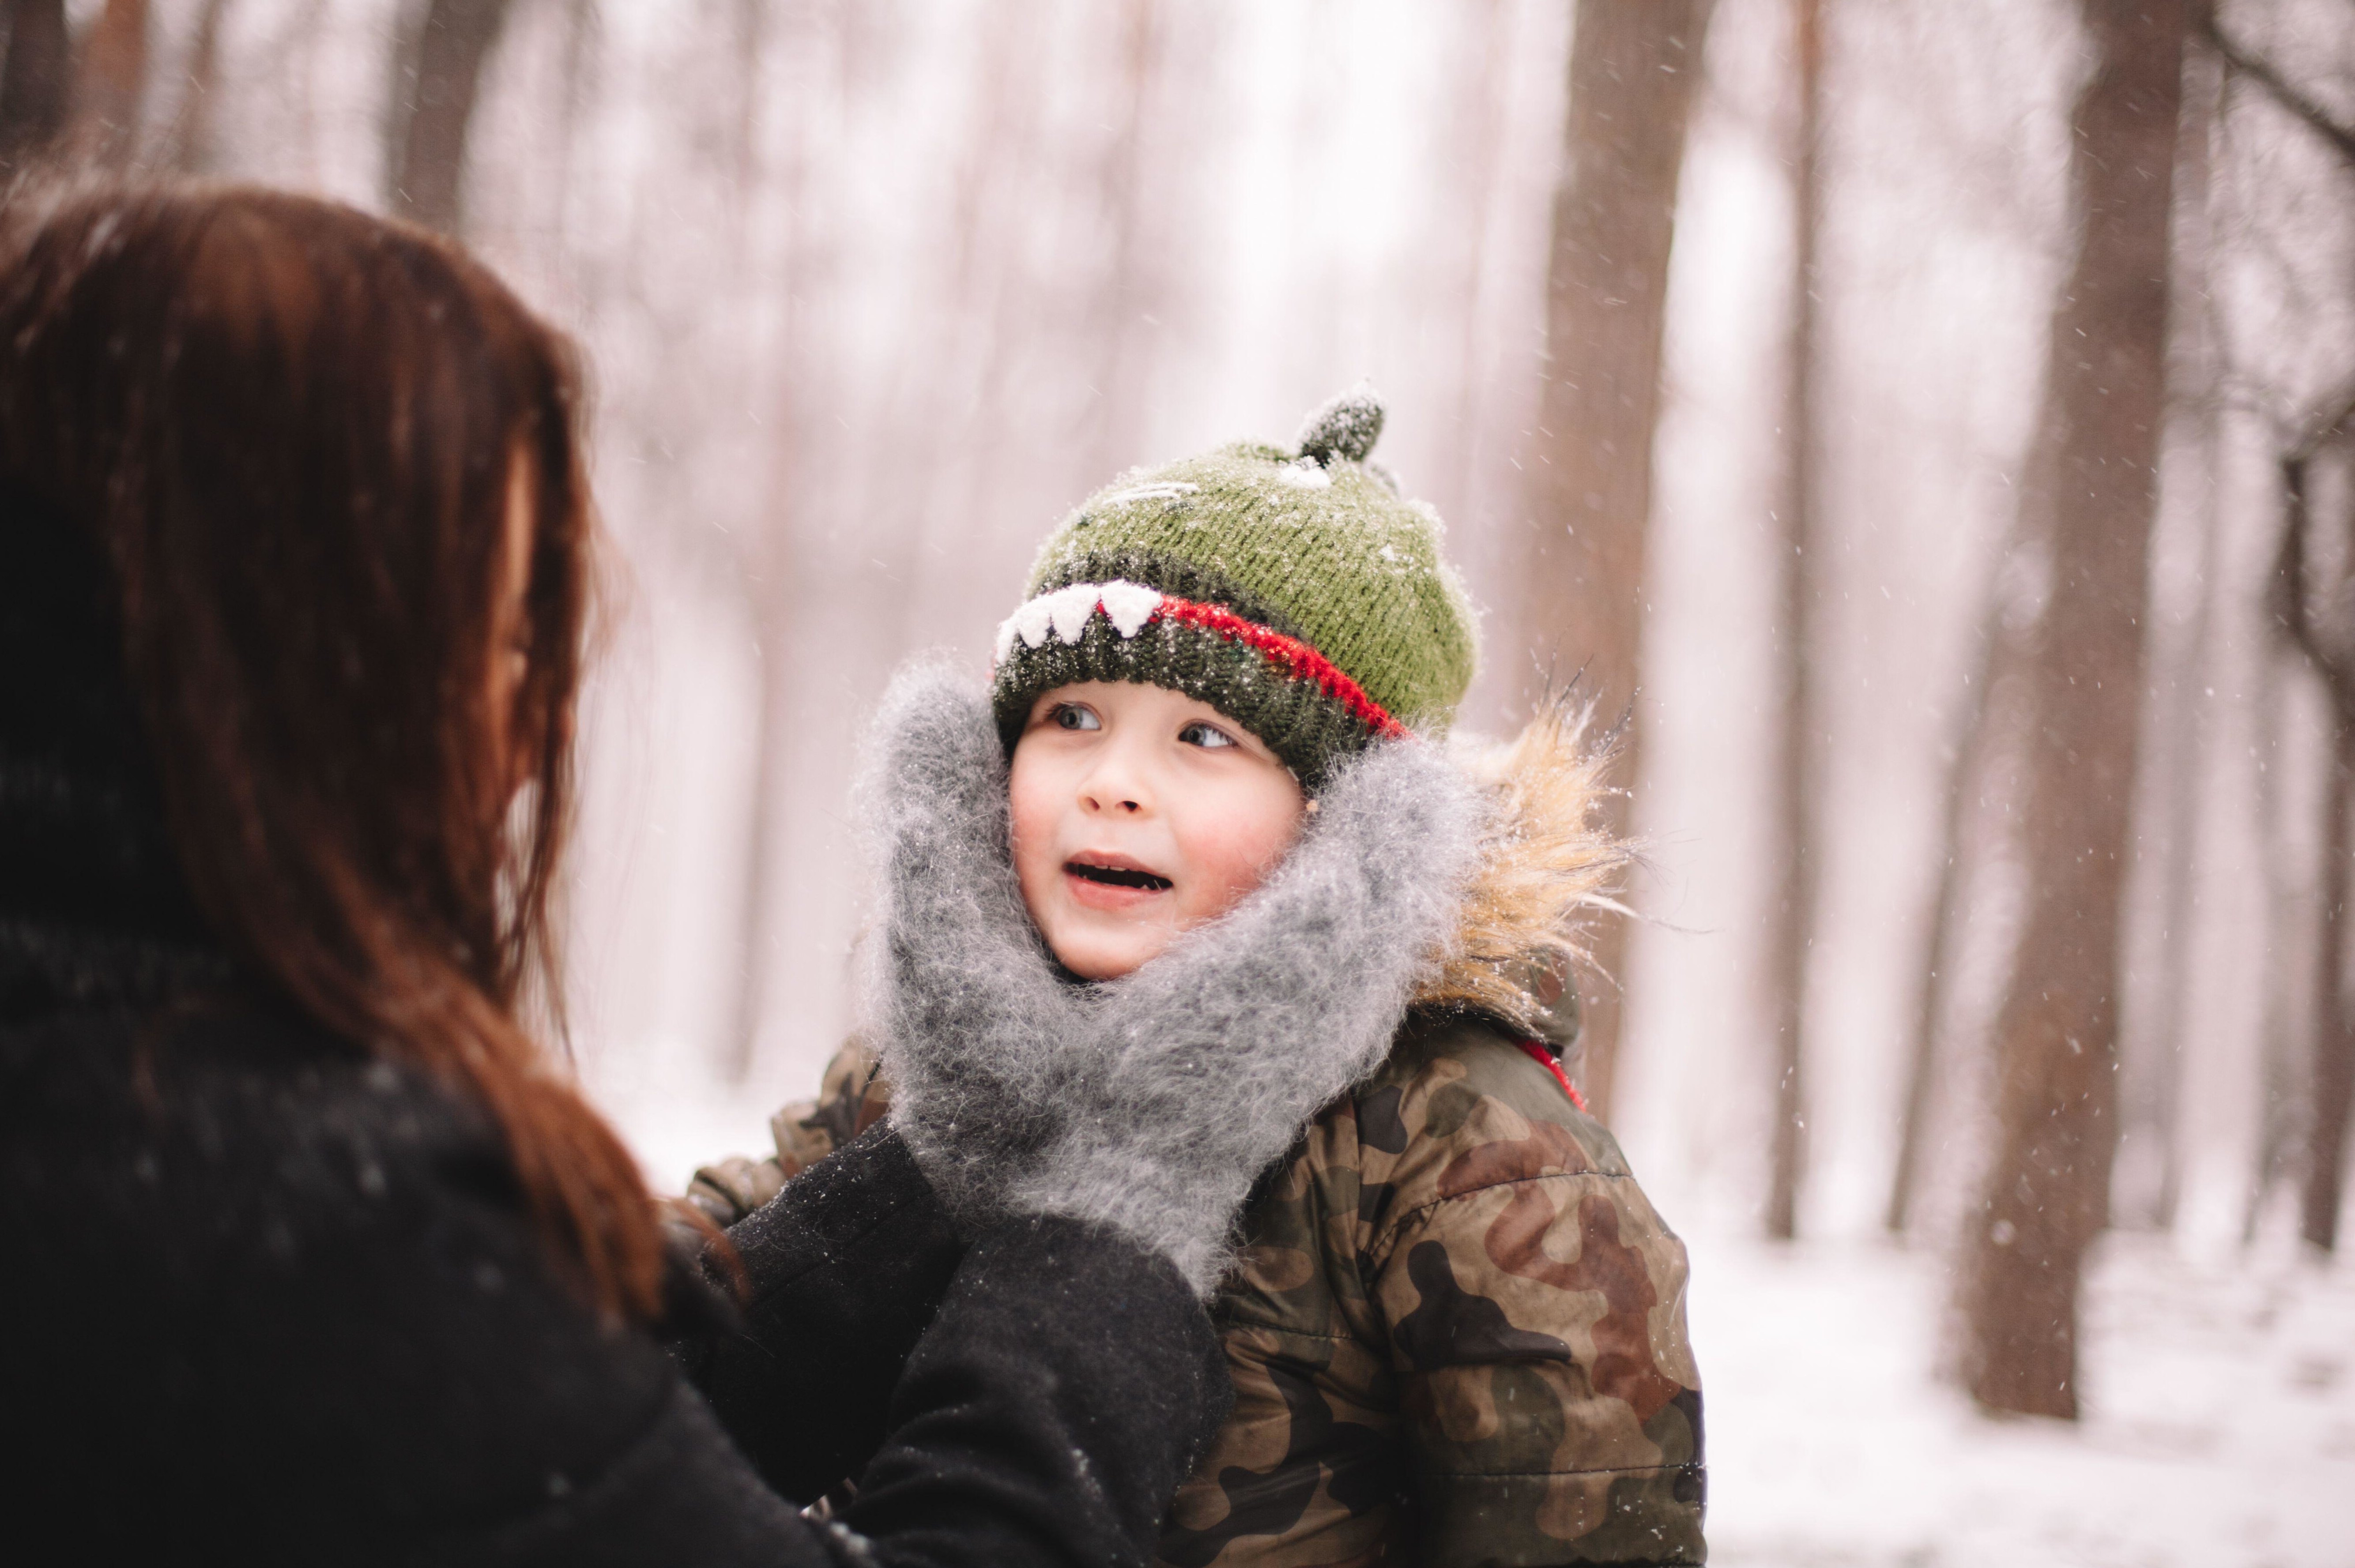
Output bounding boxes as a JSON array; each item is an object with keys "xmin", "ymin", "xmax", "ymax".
[{"xmin": 2203, "ymin": 8, "xmax": 2355, "ymax": 163}]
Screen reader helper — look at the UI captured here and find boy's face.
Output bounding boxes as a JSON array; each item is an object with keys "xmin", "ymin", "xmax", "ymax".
[{"xmin": 1009, "ymin": 681, "xmax": 1307, "ymax": 981}]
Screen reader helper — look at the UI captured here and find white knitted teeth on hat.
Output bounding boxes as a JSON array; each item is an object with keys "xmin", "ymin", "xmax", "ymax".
[{"xmin": 993, "ymin": 579, "xmax": 1164, "ymax": 666}]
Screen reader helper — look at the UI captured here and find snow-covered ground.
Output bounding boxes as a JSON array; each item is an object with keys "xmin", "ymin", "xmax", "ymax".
[{"xmin": 1689, "ymin": 1227, "xmax": 2355, "ymax": 1568}]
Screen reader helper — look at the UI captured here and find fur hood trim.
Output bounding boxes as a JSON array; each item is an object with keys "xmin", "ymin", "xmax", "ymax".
[
  {"xmin": 1415, "ymin": 697, "xmax": 1631, "ymax": 1045},
  {"xmin": 854, "ymin": 658, "xmax": 1482, "ymax": 1292}
]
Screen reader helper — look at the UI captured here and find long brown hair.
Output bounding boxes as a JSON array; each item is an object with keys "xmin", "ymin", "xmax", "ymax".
[{"xmin": 0, "ymin": 182, "xmax": 666, "ymax": 1320}]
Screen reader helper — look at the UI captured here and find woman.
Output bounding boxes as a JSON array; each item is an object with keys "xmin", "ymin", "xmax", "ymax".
[{"xmin": 0, "ymin": 183, "xmax": 1350, "ymax": 1564}]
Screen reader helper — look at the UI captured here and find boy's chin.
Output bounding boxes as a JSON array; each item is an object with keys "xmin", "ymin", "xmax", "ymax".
[{"xmin": 1046, "ymin": 926, "xmax": 1172, "ymax": 983}]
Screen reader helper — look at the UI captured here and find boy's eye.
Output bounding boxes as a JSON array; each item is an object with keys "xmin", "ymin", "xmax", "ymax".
[
  {"xmin": 1051, "ymin": 703, "xmax": 1101, "ymax": 732},
  {"xmin": 1178, "ymin": 721, "xmax": 1237, "ymax": 750}
]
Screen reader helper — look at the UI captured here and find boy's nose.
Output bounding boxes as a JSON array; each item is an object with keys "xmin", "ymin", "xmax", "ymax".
[
  {"xmin": 1080, "ymin": 783, "xmax": 1146, "ymax": 815},
  {"xmin": 1078, "ymin": 752, "xmax": 1153, "ymax": 817}
]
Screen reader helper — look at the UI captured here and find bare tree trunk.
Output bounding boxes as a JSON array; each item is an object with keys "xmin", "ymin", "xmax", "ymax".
[
  {"xmin": 2141, "ymin": 530, "xmax": 2214, "ymax": 1232},
  {"xmin": 158, "ymin": 0, "xmax": 233, "ymax": 174},
  {"xmin": 727, "ymin": 0, "xmax": 863, "ymax": 1082},
  {"xmin": 0, "ymin": 0, "xmax": 71, "ymax": 169},
  {"xmin": 2275, "ymin": 409, "xmax": 2355, "ymax": 1251},
  {"xmin": 886, "ymin": 0, "xmax": 1044, "ymax": 646},
  {"xmin": 725, "ymin": 0, "xmax": 803, "ymax": 1082},
  {"xmin": 730, "ymin": 559, "xmax": 799, "ymax": 1081},
  {"xmin": 1888, "ymin": 535, "xmax": 2057, "ymax": 1240},
  {"xmin": 2134, "ymin": 31, "xmax": 2226, "ymax": 1233},
  {"xmin": 66, "ymin": 0, "xmax": 145, "ymax": 167},
  {"xmin": 2209, "ymin": 0, "xmax": 2355, "ymax": 1262},
  {"xmin": 2249, "ymin": 625, "xmax": 2314, "ymax": 1243},
  {"xmin": 1885, "ymin": 625, "xmax": 1989, "ymax": 1236},
  {"xmin": 1080, "ymin": 0, "xmax": 1162, "ymax": 486},
  {"xmin": 1441, "ymin": 0, "xmax": 1513, "ymax": 519},
  {"xmin": 1960, "ymin": 0, "xmax": 2186, "ymax": 1421},
  {"xmin": 386, "ymin": 0, "xmax": 514, "ymax": 235},
  {"xmin": 2305, "ymin": 718, "xmax": 2354, "ymax": 1250},
  {"xmin": 1520, "ymin": 0, "xmax": 1715, "ymax": 1123},
  {"xmin": 1764, "ymin": 0, "xmax": 1824, "ymax": 1241}
]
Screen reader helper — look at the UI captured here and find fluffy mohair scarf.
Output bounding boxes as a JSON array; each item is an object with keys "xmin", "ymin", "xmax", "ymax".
[{"xmin": 857, "ymin": 659, "xmax": 1481, "ymax": 1294}]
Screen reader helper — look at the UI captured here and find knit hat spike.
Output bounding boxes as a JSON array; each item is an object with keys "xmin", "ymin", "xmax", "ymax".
[
  {"xmin": 991, "ymin": 386, "xmax": 1478, "ymax": 788},
  {"xmin": 1296, "ymin": 382, "xmax": 1386, "ymax": 467}
]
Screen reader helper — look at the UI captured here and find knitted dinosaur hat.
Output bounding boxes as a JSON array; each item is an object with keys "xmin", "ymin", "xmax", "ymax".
[{"xmin": 990, "ymin": 387, "xmax": 1478, "ymax": 788}]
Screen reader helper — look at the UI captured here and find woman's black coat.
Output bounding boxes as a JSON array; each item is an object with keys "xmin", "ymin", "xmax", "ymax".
[{"xmin": 0, "ymin": 500, "xmax": 1228, "ymax": 1565}]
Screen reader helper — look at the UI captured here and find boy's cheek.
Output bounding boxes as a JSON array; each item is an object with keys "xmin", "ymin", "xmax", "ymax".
[
  {"xmin": 1002, "ymin": 767, "xmax": 1084, "ymax": 963},
  {"xmin": 1009, "ymin": 835, "xmax": 1062, "ymax": 947},
  {"xmin": 1006, "ymin": 756, "xmax": 1061, "ymax": 886},
  {"xmin": 1170, "ymin": 806, "xmax": 1300, "ymax": 923}
]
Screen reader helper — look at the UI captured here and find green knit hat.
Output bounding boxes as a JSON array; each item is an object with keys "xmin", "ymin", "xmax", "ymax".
[{"xmin": 990, "ymin": 387, "xmax": 1479, "ymax": 787}]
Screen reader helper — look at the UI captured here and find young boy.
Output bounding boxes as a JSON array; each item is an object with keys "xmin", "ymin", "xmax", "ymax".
[{"xmin": 690, "ymin": 391, "xmax": 1706, "ymax": 1567}]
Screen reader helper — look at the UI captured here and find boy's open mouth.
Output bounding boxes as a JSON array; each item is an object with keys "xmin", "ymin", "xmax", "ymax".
[{"xmin": 1065, "ymin": 858, "xmax": 1174, "ymax": 892}]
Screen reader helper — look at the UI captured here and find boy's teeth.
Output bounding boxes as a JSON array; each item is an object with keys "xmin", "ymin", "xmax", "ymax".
[{"xmin": 1068, "ymin": 861, "xmax": 1172, "ymax": 891}]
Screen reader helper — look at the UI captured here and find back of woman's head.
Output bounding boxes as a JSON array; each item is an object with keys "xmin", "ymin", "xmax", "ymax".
[{"xmin": 0, "ymin": 181, "xmax": 664, "ymax": 1320}]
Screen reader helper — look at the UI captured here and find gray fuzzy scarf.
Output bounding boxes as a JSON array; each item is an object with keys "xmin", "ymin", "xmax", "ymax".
[{"xmin": 856, "ymin": 659, "xmax": 1480, "ymax": 1293}]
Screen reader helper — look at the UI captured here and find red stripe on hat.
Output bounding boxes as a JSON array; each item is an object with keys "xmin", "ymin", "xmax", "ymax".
[{"xmin": 1151, "ymin": 595, "xmax": 1408, "ymax": 740}]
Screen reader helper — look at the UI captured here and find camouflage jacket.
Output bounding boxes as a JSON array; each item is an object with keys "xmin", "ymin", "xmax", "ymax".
[
  {"xmin": 686, "ymin": 1015, "xmax": 1705, "ymax": 1568},
  {"xmin": 682, "ymin": 689, "xmax": 1696, "ymax": 1561}
]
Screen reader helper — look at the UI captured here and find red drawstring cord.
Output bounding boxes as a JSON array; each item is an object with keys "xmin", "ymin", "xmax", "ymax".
[{"xmin": 1515, "ymin": 1039, "xmax": 1589, "ymax": 1113}]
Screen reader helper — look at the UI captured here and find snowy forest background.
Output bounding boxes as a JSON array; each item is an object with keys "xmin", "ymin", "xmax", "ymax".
[{"xmin": 4, "ymin": 0, "xmax": 2353, "ymax": 1561}]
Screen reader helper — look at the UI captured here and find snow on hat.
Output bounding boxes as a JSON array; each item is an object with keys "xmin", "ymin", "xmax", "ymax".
[{"xmin": 990, "ymin": 386, "xmax": 1479, "ymax": 788}]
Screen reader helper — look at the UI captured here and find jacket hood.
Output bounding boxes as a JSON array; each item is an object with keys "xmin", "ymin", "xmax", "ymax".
[{"xmin": 1411, "ymin": 697, "xmax": 1630, "ymax": 1054}]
